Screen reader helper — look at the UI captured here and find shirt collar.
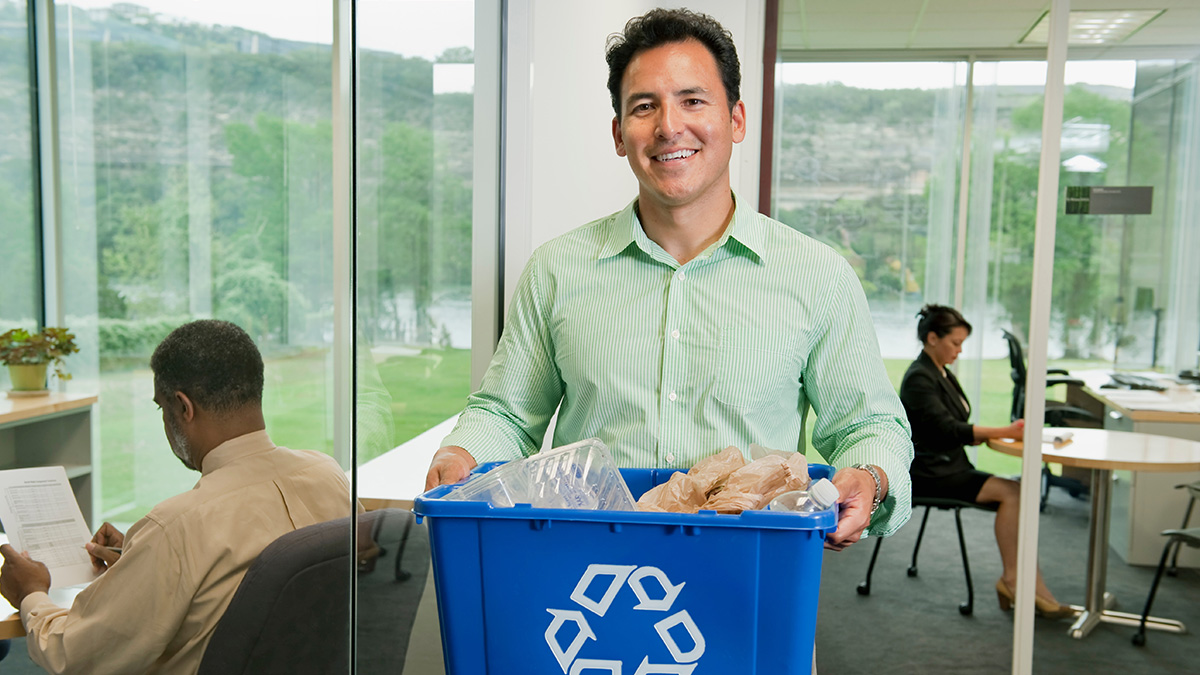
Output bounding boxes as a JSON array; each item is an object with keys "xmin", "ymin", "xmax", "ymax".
[
  {"xmin": 596, "ymin": 192, "xmax": 766, "ymax": 264},
  {"xmin": 200, "ymin": 429, "xmax": 274, "ymax": 475}
]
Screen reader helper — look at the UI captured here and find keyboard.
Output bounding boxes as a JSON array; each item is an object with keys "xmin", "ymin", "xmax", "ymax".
[{"xmin": 1107, "ymin": 373, "xmax": 1168, "ymax": 391}]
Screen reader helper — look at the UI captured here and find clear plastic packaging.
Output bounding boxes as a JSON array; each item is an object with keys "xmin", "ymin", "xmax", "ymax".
[
  {"xmin": 767, "ymin": 478, "xmax": 840, "ymax": 513},
  {"xmin": 443, "ymin": 438, "xmax": 638, "ymax": 511}
]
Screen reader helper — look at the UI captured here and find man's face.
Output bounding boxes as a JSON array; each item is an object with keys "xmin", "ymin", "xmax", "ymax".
[
  {"xmin": 154, "ymin": 386, "xmax": 196, "ymax": 471},
  {"xmin": 612, "ymin": 39, "xmax": 746, "ymax": 213}
]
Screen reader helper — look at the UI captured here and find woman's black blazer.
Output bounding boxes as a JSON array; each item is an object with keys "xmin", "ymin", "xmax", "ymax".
[{"xmin": 899, "ymin": 351, "xmax": 977, "ymax": 480}]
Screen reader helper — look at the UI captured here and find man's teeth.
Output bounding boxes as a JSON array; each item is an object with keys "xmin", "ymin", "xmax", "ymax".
[{"xmin": 656, "ymin": 149, "xmax": 696, "ymax": 161}]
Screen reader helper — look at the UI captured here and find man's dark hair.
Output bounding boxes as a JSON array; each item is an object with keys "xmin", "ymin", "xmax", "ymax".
[
  {"xmin": 605, "ymin": 8, "xmax": 741, "ymax": 119},
  {"xmin": 916, "ymin": 304, "xmax": 973, "ymax": 342},
  {"xmin": 151, "ymin": 320, "xmax": 264, "ymax": 413}
]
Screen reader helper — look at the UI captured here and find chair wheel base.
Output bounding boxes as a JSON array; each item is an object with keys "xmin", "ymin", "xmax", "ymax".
[
  {"xmin": 959, "ymin": 603, "xmax": 973, "ymax": 616},
  {"xmin": 856, "ymin": 582, "xmax": 870, "ymax": 596},
  {"xmin": 906, "ymin": 567, "xmax": 918, "ymax": 577},
  {"xmin": 1132, "ymin": 632, "xmax": 1146, "ymax": 647}
]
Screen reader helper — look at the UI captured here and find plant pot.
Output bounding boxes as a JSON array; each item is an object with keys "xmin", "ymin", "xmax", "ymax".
[{"xmin": 7, "ymin": 363, "xmax": 48, "ymax": 392}]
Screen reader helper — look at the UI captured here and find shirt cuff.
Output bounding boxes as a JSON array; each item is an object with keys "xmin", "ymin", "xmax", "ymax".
[
  {"xmin": 442, "ymin": 419, "xmax": 530, "ymax": 466},
  {"xmin": 19, "ymin": 591, "xmax": 57, "ymax": 623}
]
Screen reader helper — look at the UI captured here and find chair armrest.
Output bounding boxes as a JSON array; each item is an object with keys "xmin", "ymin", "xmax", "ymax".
[
  {"xmin": 1046, "ymin": 376, "xmax": 1084, "ymax": 388},
  {"xmin": 1047, "ymin": 369, "xmax": 1072, "ymax": 376}
]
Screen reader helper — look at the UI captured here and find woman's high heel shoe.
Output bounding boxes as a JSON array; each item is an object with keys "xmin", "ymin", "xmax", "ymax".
[{"xmin": 995, "ymin": 579, "xmax": 1077, "ymax": 620}]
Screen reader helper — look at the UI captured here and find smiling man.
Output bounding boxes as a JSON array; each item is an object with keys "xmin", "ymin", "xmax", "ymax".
[{"xmin": 426, "ymin": 8, "xmax": 913, "ymax": 550}]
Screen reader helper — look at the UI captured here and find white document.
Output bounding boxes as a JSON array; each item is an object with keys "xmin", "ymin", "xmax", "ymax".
[{"xmin": 0, "ymin": 466, "xmax": 97, "ymax": 588}]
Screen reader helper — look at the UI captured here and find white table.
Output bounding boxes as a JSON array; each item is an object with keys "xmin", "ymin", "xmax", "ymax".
[{"xmin": 988, "ymin": 428, "xmax": 1200, "ymax": 639}]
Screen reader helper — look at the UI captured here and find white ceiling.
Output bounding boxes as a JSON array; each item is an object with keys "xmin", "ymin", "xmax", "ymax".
[{"xmin": 780, "ymin": 0, "xmax": 1200, "ymax": 58}]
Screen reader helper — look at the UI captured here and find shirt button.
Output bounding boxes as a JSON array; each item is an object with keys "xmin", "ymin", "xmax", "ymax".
[
  {"xmin": 668, "ymin": 391, "xmax": 678, "ymax": 402},
  {"xmin": 670, "ymin": 329, "xmax": 680, "ymax": 340},
  {"xmin": 677, "ymin": 271, "xmax": 686, "ymax": 281},
  {"xmin": 666, "ymin": 453, "xmax": 675, "ymax": 464}
]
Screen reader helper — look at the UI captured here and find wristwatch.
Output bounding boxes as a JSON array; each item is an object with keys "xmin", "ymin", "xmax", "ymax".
[{"xmin": 851, "ymin": 463, "xmax": 883, "ymax": 515}]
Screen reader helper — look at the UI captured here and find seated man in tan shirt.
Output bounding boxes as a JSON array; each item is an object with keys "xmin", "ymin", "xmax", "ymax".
[{"xmin": 0, "ymin": 319, "xmax": 352, "ymax": 674}]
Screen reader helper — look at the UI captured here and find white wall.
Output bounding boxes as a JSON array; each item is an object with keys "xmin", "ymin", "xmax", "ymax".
[{"xmin": 503, "ymin": 0, "xmax": 766, "ymax": 311}]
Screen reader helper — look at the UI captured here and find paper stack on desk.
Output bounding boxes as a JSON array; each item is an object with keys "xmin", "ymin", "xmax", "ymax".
[{"xmin": 1043, "ymin": 431, "xmax": 1074, "ymax": 445}]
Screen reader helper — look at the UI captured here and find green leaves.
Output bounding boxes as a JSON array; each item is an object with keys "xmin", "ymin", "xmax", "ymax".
[{"xmin": 0, "ymin": 327, "xmax": 80, "ymax": 381}]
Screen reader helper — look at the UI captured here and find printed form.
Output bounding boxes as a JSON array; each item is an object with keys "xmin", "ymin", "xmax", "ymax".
[{"xmin": 0, "ymin": 466, "xmax": 97, "ymax": 588}]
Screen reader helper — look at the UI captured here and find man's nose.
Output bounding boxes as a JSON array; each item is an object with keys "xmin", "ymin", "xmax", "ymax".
[{"xmin": 656, "ymin": 104, "xmax": 682, "ymax": 138}]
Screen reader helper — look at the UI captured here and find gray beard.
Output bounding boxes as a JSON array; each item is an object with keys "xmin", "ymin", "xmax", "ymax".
[{"xmin": 166, "ymin": 416, "xmax": 196, "ymax": 470}]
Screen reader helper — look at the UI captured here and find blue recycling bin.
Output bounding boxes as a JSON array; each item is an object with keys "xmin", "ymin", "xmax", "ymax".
[{"xmin": 414, "ymin": 463, "xmax": 837, "ymax": 674}]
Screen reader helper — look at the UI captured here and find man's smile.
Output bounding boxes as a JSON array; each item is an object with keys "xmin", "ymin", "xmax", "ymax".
[{"xmin": 654, "ymin": 149, "xmax": 697, "ymax": 162}]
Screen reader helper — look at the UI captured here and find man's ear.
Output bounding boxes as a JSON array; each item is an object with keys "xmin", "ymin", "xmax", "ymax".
[
  {"xmin": 730, "ymin": 100, "xmax": 747, "ymax": 144},
  {"xmin": 612, "ymin": 116, "xmax": 627, "ymax": 157},
  {"xmin": 174, "ymin": 391, "xmax": 196, "ymax": 423}
]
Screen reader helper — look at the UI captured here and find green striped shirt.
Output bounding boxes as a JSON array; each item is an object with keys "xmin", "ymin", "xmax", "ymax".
[{"xmin": 444, "ymin": 194, "xmax": 913, "ymax": 535}]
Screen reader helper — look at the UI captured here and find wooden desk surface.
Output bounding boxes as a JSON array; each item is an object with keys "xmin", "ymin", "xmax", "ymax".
[
  {"xmin": 0, "ymin": 392, "xmax": 98, "ymax": 427},
  {"xmin": 987, "ymin": 427, "xmax": 1200, "ymax": 473}
]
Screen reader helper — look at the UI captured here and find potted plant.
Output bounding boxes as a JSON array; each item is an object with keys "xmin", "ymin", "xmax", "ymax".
[{"xmin": 0, "ymin": 327, "xmax": 80, "ymax": 395}]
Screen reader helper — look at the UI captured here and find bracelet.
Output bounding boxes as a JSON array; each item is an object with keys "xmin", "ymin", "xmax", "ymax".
[{"xmin": 851, "ymin": 463, "xmax": 884, "ymax": 515}]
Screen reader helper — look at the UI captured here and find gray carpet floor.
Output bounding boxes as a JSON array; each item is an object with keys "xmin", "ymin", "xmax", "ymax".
[{"xmin": 815, "ymin": 486, "xmax": 1200, "ymax": 674}]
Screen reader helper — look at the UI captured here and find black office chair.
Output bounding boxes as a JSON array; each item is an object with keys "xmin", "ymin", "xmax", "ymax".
[
  {"xmin": 198, "ymin": 508, "xmax": 429, "ymax": 675},
  {"xmin": 1166, "ymin": 481, "xmax": 1200, "ymax": 576},
  {"xmin": 1132, "ymin": 526, "xmax": 1200, "ymax": 646},
  {"xmin": 857, "ymin": 497, "xmax": 999, "ymax": 615},
  {"xmin": 1001, "ymin": 329, "xmax": 1099, "ymax": 510}
]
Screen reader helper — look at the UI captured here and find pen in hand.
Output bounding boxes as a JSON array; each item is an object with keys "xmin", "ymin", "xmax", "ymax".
[{"xmin": 83, "ymin": 544, "xmax": 122, "ymax": 554}]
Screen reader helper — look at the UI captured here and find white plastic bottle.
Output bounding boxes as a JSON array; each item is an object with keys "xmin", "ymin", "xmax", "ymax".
[{"xmin": 767, "ymin": 478, "xmax": 840, "ymax": 513}]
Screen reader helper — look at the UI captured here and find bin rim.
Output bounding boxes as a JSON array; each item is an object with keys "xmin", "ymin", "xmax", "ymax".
[{"xmin": 414, "ymin": 464, "xmax": 839, "ymax": 534}]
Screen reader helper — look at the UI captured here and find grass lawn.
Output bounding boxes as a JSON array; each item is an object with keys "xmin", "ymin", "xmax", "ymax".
[{"xmin": 95, "ymin": 346, "xmax": 1094, "ymax": 523}]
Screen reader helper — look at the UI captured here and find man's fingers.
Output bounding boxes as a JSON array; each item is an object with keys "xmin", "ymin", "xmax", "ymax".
[
  {"xmin": 85, "ymin": 542, "xmax": 120, "ymax": 565},
  {"xmin": 0, "ymin": 544, "xmax": 17, "ymax": 560}
]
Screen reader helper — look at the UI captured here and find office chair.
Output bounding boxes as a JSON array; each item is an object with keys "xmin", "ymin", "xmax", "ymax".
[
  {"xmin": 1001, "ymin": 329, "xmax": 1099, "ymax": 511},
  {"xmin": 857, "ymin": 497, "xmax": 999, "ymax": 615},
  {"xmin": 198, "ymin": 508, "xmax": 429, "ymax": 675},
  {"xmin": 1132, "ymin": 526, "xmax": 1200, "ymax": 646},
  {"xmin": 1166, "ymin": 481, "xmax": 1200, "ymax": 576}
]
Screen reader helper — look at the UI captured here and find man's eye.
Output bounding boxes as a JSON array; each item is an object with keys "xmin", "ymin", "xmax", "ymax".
[{"xmin": 633, "ymin": 103, "xmax": 653, "ymax": 113}]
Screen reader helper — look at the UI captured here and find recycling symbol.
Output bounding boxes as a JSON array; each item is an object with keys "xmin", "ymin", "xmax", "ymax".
[{"xmin": 544, "ymin": 564, "xmax": 706, "ymax": 674}]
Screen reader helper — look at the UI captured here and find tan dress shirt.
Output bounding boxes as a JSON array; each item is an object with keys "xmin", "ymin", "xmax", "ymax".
[{"xmin": 20, "ymin": 430, "xmax": 352, "ymax": 674}]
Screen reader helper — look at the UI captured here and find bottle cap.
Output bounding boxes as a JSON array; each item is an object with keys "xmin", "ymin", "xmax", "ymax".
[{"xmin": 807, "ymin": 478, "xmax": 840, "ymax": 510}]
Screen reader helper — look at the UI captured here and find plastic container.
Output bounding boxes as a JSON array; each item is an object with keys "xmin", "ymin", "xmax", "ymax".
[
  {"xmin": 443, "ymin": 438, "xmax": 636, "ymax": 511},
  {"xmin": 415, "ymin": 462, "xmax": 838, "ymax": 674},
  {"xmin": 768, "ymin": 478, "xmax": 840, "ymax": 513}
]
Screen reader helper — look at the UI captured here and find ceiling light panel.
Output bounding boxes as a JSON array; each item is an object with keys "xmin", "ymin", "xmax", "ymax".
[{"xmin": 1021, "ymin": 9, "xmax": 1164, "ymax": 46}]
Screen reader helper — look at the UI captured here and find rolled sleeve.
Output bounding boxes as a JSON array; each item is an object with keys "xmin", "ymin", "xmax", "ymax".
[
  {"xmin": 804, "ymin": 261, "xmax": 914, "ymax": 537},
  {"xmin": 442, "ymin": 253, "xmax": 564, "ymax": 464}
]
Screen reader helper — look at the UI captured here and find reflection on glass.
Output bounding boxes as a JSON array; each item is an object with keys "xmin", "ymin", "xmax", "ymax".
[
  {"xmin": 355, "ymin": 0, "xmax": 475, "ymax": 467},
  {"xmin": 0, "ymin": 0, "xmax": 40, "ymax": 342},
  {"xmin": 53, "ymin": 1, "xmax": 334, "ymax": 524}
]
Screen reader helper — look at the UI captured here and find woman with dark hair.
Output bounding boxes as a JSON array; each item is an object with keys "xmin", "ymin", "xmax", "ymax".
[{"xmin": 899, "ymin": 304, "xmax": 1072, "ymax": 619}]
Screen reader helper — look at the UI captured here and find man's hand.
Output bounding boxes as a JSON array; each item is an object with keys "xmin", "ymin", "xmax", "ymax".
[
  {"xmin": 85, "ymin": 522, "xmax": 125, "ymax": 572},
  {"xmin": 0, "ymin": 544, "xmax": 52, "ymax": 609},
  {"xmin": 425, "ymin": 445, "xmax": 478, "ymax": 491},
  {"xmin": 826, "ymin": 466, "xmax": 887, "ymax": 552}
]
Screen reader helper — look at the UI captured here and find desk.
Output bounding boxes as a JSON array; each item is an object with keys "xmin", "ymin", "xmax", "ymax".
[
  {"xmin": 0, "ymin": 393, "xmax": 98, "ymax": 526},
  {"xmin": 988, "ymin": 428, "xmax": 1200, "ymax": 639}
]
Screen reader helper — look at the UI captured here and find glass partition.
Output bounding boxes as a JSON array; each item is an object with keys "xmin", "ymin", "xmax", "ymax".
[{"xmin": 0, "ymin": 0, "xmax": 41, "ymax": 346}]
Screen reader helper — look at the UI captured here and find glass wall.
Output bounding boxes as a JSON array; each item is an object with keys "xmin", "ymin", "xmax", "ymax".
[
  {"xmin": 52, "ymin": 0, "xmax": 337, "ymax": 522},
  {"xmin": 0, "ymin": 0, "xmax": 41, "ymax": 349}
]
